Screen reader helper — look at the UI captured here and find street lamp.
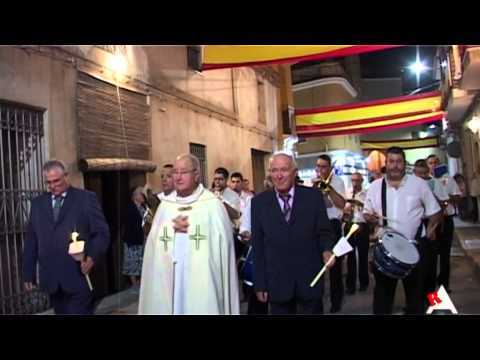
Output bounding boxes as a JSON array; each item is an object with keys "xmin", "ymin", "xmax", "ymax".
[
  {"xmin": 408, "ymin": 60, "xmax": 428, "ymax": 76},
  {"xmin": 408, "ymin": 46, "xmax": 430, "ymax": 87}
]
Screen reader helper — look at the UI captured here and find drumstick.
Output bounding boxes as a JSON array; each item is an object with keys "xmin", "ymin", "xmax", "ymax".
[
  {"xmin": 309, "ymin": 255, "xmax": 335, "ymax": 287},
  {"xmin": 85, "ymin": 274, "xmax": 93, "ymax": 291},
  {"xmin": 310, "ymin": 224, "xmax": 359, "ymax": 287}
]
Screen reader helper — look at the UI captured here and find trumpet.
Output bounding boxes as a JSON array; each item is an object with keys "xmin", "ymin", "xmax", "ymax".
[{"xmin": 313, "ymin": 167, "xmax": 334, "ymax": 193}]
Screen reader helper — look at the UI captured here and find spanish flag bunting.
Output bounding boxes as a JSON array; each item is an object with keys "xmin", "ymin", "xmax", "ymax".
[
  {"xmin": 202, "ymin": 45, "xmax": 403, "ymax": 70},
  {"xmin": 296, "ymin": 91, "xmax": 444, "ymax": 138},
  {"xmin": 360, "ymin": 136, "xmax": 439, "ymax": 150}
]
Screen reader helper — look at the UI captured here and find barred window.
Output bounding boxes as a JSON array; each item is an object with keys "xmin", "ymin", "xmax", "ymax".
[
  {"xmin": 189, "ymin": 143, "xmax": 207, "ymax": 187},
  {"xmin": 0, "ymin": 99, "xmax": 49, "ymax": 314}
]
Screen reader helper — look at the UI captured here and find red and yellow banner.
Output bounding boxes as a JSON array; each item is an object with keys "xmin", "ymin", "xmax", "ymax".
[
  {"xmin": 202, "ymin": 45, "xmax": 402, "ymax": 70},
  {"xmin": 296, "ymin": 91, "xmax": 444, "ymax": 138},
  {"xmin": 361, "ymin": 136, "xmax": 439, "ymax": 150}
]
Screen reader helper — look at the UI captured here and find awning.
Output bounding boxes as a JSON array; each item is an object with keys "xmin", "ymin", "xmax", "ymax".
[
  {"xmin": 79, "ymin": 158, "xmax": 157, "ymax": 173},
  {"xmin": 296, "ymin": 91, "xmax": 444, "ymax": 138},
  {"xmin": 361, "ymin": 136, "xmax": 439, "ymax": 150},
  {"xmin": 202, "ymin": 45, "xmax": 403, "ymax": 70}
]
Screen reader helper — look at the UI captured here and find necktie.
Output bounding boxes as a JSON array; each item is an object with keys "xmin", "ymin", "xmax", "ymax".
[
  {"xmin": 53, "ymin": 196, "xmax": 63, "ymax": 222},
  {"xmin": 279, "ymin": 193, "xmax": 292, "ymax": 222}
]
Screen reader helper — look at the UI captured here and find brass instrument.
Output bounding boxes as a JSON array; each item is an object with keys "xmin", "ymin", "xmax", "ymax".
[
  {"xmin": 346, "ymin": 198, "xmax": 364, "ymax": 209},
  {"xmin": 313, "ymin": 167, "xmax": 335, "ymax": 194}
]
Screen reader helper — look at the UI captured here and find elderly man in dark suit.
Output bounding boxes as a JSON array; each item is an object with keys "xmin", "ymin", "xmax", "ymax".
[
  {"xmin": 251, "ymin": 152, "xmax": 335, "ymax": 315},
  {"xmin": 23, "ymin": 160, "xmax": 110, "ymax": 315}
]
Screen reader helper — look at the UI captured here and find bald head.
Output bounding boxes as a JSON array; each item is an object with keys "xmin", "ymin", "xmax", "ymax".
[
  {"xmin": 175, "ymin": 153, "xmax": 200, "ymax": 171},
  {"xmin": 173, "ymin": 154, "xmax": 201, "ymax": 197}
]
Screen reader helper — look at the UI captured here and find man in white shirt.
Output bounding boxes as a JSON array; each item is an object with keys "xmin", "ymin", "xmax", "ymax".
[
  {"xmin": 414, "ymin": 159, "xmax": 449, "ymax": 309},
  {"xmin": 212, "ymin": 167, "xmax": 242, "ymax": 258},
  {"xmin": 230, "ymin": 172, "xmax": 253, "ymax": 217},
  {"xmin": 343, "ymin": 172, "xmax": 369, "ymax": 295},
  {"xmin": 242, "ymin": 178, "xmax": 255, "ymax": 197},
  {"xmin": 155, "ymin": 164, "xmax": 175, "ymax": 205},
  {"xmin": 426, "ymin": 155, "xmax": 461, "ymax": 293},
  {"xmin": 315, "ymin": 154, "xmax": 346, "ymax": 313},
  {"xmin": 364, "ymin": 147, "xmax": 442, "ymax": 315}
]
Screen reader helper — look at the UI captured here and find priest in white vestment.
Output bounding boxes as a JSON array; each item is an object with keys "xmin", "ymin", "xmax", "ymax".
[{"xmin": 138, "ymin": 154, "xmax": 240, "ymax": 315}]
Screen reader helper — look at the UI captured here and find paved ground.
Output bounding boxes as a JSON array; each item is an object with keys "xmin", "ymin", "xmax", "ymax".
[{"xmin": 38, "ymin": 218, "xmax": 480, "ymax": 315}]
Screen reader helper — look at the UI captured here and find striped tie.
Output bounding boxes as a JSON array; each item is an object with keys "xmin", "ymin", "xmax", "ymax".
[
  {"xmin": 279, "ymin": 193, "xmax": 292, "ymax": 222},
  {"xmin": 53, "ymin": 196, "xmax": 63, "ymax": 222}
]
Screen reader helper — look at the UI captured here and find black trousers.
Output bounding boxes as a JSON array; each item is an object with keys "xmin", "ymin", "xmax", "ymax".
[
  {"xmin": 418, "ymin": 237, "xmax": 438, "ymax": 309},
  {"xmin": 49, "ymin": 286, "xmax": 94, "ymax": 315},
  {"xmin": 233, "ymin": 230, "xmax": 247, "ymax": 261},
  {"xmin": 329, "ymin": 219, "xmax": 344, "ymax": 310},
  {"xmin": 438, "ymin": 216, "xmax": 454, "ymax": 290},
  {"xmin": 417, "ymin": 216, "xmax": 442, "ymax": 311},
  {"xmin": 244, "ymin": 285, "xmax": 269, "ymax": 315},
  {"xmin": 270, "ymin": 298, "xmax": 323, "ymax": 315},
  {"xmin": 345, "ymin": 222, "xmax": 370, "ymax": 291},
  {"xmin": 372, "ymin": 264, "xmax": 424, "ymax": 314}
]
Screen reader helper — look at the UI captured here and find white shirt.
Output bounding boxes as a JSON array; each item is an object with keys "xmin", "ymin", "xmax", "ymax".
[
  {"xmin": 417, "ymin": 176, "xmax": 448, "ymax": 237},
  {"xmin": 238, "ymin": 190, "xmax": 253, "ymax": 215},
  {"xmin": 240, "ymin": 196, "xmax": 252, "ymax": 234},
  {"xmin": 438, "ymin": 175, "xmax": 462, "ymax": 216},
  {"xmin": 324, "ymin": 175, "xmax": 346, "ymax": 220},
  {"xmin": 425, "ymin": 177, "xmax": 449, "ymax": 202},
  {"xmin": 363, "ymin": 174, "xmax": 441, "ymax": 240},
  {"xmin": 157, "ymin": 191, "xmax": 173, "ymax": 201},
  {"xmin": 51, "ymin": 191, "xmax": 67, "ymax": 207},
  {"xmin": 345, "ymin": 187, "xmax": 367, "ymax": 223}
]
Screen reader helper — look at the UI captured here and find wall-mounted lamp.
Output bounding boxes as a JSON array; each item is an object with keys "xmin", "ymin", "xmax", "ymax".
[{"xmin": 108, "ymin": 54, "xmax": 128, "ymax": 75}]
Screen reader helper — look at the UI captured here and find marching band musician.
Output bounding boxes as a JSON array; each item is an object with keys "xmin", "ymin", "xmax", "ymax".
[
  {"xmin": 363, "ymin": 147, "xmax": 442, "ymax": 315},
  {"xmin": 343, "ymin": 172, "xmax": 370, "ymax": 295},
  {"xmin": 426, "ymin": 154, "xmax": 461, "ymax": 294},
  {"xmin": 314, "ymin": 154, "xmax": 347, "ymax": 313},
  {"xmin": 211, "ymin": 167, "xmax": 242, "ymax": 258},
  {"xmin": 413, "ymin": 159, "xmax": 449, "ymax": 310}
]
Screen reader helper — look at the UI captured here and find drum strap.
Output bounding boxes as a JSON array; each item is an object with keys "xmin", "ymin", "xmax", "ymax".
[{"xmin": 381, "ymin": 178, "xmax": 388, "ymax": 227}]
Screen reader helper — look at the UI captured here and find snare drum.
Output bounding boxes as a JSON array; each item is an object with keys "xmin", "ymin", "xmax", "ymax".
[{"xmin": 373, "ymin": 230, "xmax": 419, "ymax": 279}]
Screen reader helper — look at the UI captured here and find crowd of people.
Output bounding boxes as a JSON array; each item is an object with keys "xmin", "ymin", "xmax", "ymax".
[{"xmin": 22, "ymin": 148, "xmax": 464, "ymax": 315}]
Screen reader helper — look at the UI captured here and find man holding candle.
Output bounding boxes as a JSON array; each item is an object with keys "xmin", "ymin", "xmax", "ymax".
[
  {"xmin": 23, "ymin": 160, "xmax": 110, "ymax": 315},
  {"xmin": 251, "ymin": 152, "xmax": 335, "ymax": 314}
]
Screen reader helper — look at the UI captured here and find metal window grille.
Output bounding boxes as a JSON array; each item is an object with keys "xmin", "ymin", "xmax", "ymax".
[
  {"xmin": 0, "ymin": 100, "xmax": 49, "ymax": 314},
  {"xmin": 189, "ymin": 143, "xmax": 207, "ymax": 188}
]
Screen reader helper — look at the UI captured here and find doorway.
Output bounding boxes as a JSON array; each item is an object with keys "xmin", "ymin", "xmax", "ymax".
[
  {"xmin": 251, "ymin": 149, "xmax": 270, "ymax": 193},
  {"xmin": 83, "ymin": 170, "xmax": 146, "ymax": 300}
]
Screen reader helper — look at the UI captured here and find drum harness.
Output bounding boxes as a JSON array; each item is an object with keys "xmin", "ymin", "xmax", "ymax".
[{"xmin": 381, "ymin": 178, "xmax": 420, "ymax": 246}]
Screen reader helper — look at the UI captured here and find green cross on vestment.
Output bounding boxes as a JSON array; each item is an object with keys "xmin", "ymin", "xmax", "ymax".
[
  {"xmin": 159, "ymin": 227, "xmax": 173, "ymax": 251},
  {"xmin": 189, "ymin": 225, "xmax": 206, "ymax": 250}
]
